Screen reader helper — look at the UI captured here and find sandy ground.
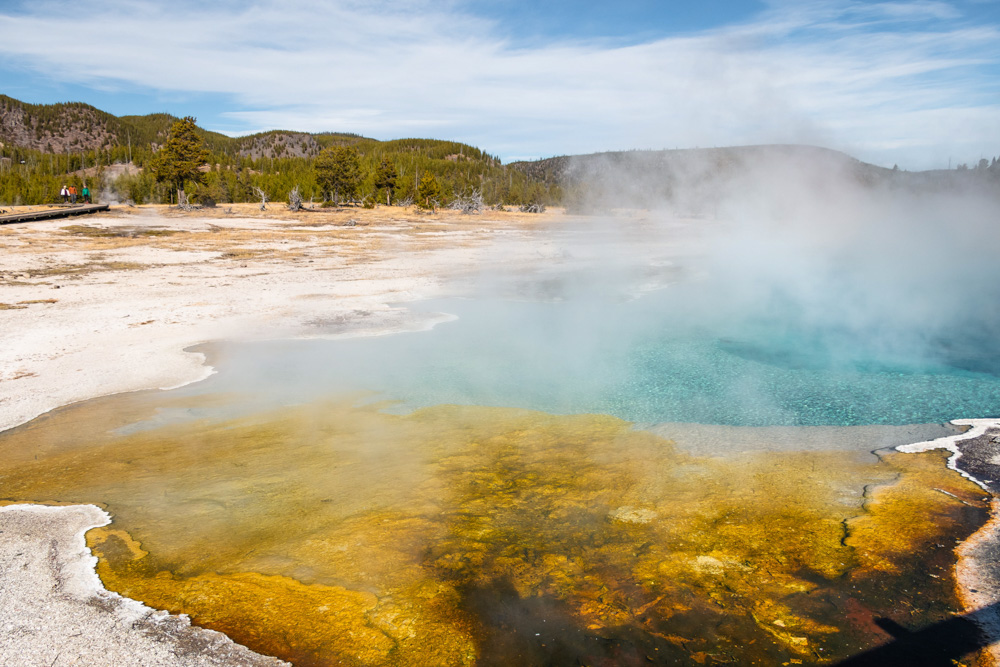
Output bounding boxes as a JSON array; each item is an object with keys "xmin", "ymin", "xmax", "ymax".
[{"xmin": 0, "ymin": 203, "xmax": 562, "ymax": 665}]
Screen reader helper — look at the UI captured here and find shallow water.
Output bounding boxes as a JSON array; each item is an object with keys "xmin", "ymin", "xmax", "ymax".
[
  {"xmin": 173, "ymin": 289, "xmax": 1000, "ymax": 428},
  {"xmin": 0, "ymin": 393, "xmax": 988, "ymax": 665}
]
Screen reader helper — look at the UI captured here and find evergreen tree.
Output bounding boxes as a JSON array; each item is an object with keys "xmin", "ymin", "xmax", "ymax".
[
  {"xmin": 0, "ymin": 95, "xmax": 563, "ymax": 207},
  {"xmin": 148, "ymin": 116, "xmax": 210, "ymax": 203},
  {"xmin": 315, "ymin": 146, "xmax": 361, "ymax": 204},
  {"xmin": 416, "ymin": 172, "xmax": 441, "ymax": 210},
  {"xmin": 374, "ymin": 158, "xmax": 398, "ymax": 205}
]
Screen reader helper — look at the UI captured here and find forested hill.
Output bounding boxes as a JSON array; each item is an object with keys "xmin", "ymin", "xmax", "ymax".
[
  {"xmin": 1, "ymin": 95, "xmax": 377, "ymax": 158},
  {"xmin": 4, "ymin": 95, "xmax": 997, "ymax": 209},
  {"xmin": 510, "ymin": 145, "xmax": 892, "ymax": 185},
  {"xmin": 0, "ymin": 95, "xmax": 553, "ymax": 207},
  {"xmin": 511, "ymin": 145, "xmax": 1000, "ymax": 212}
]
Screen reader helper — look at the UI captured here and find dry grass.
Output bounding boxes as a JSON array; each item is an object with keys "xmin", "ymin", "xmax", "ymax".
[
  {"xmin": 2, "ymin": 204, "xmax": 559, "ymax": 285},
  {"xmin": 122, "ymin": 202, "xmax": 552, "ymax": 227},
  {"xmin": 27, "ymin": 261, "xmax": 149, "ymax": 278},
  {"xmin": 62, "ymin": 224, "xmax": 183, "ymax": 239},
  {"xmin": 0, "ymin": 299, "xmax": 58, "ymax": 309},
  {"xmin": 220, "ymin": 249, "xmax": 271, "ymax": 260}
]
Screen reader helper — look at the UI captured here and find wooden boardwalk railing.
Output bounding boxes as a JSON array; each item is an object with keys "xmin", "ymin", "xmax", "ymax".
[{"xmin": 0, "ymin": 204, "xmax": 110, "ymax": 225}]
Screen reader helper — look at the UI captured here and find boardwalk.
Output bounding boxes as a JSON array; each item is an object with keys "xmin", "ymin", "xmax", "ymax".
[{"xmin": 0, "ymin": 204, "xmax": 110, "ymax": 225}]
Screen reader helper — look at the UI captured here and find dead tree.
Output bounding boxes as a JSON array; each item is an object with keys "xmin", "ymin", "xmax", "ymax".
[
  {"xmin": 288, "ymin": 185, "xmax": 303, "ymax": 212},
  {"xmin": 253, "ymin": 187, "xmax": 269, "ymax": 210},
  {"xmin": 176, "ymin": 190, "xmax": 195, "ymax": 211},
  {"xmin": 448, "ymin": 188, "xmax": 486, "ymax": 215}
]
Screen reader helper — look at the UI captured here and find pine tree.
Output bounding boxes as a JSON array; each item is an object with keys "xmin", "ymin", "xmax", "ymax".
[
  {"xmin": 374, "ymin": 158, "xmax": 398, "ymax": 205},
  {"xmin": 315, "ymin": 146, "xmax": 361, "ymax": 204},
  {"xmin": 416, "ymin": 172, "xmax": 441, "ymax": 210},
  {"xmin": 148, "ymin": 116, "xmax": 210, "ymax": 203}
]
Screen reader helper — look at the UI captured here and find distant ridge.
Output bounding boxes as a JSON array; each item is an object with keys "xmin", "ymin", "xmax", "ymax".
[
  {"xmin": 511, "ymin": 144, "xmax": 1000, "ymax": 211},
  {"xmin": 1, "ymin": 95, "xmax": 996, "ymax": 209},
  {"xmin": 0, "ymin": 95, "xmax": 536, "ymax": 208},
  {"xmin": 510, "ymin": 145, "xmax": 890, "ymax": 185},
  {"xmin": 0, "ymin": 95, "xmax": 368, "ymax": 158}
]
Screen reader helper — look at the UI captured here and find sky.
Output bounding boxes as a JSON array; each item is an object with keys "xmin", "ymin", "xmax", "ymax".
[{"xmin": 1, "ymin": 0, "xmax": 998, "ymax": 168}]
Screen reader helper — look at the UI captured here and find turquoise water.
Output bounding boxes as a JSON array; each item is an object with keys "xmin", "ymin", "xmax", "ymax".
[{"xmin": 182, "ymin": 282, "xmax": 1000, "ymax": 427}]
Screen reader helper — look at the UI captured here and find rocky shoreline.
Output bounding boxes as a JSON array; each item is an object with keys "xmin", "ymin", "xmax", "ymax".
[
  {"xmin": 0, "ymin": 504, "xmax": 289, "ymax": 666},
  {"xmin": 900, "ymin": 421, "xmax": 1000, "ymax": 666}
]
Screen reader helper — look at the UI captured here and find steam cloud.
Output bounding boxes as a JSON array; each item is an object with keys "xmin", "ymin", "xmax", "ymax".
[
  {"xmin": 186, "ymin": 149, "xmax": 1000, "ymax": 427},
  {"xmin": 554, "ymin": 146, "xmax": 1000, "ymax": 374}
]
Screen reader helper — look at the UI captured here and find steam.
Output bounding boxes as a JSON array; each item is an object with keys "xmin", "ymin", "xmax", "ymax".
[
  {"xmin": 713, "ymin": 159, "xmax": 1000, "ymax": 373},
  {"xmin": 179, "ymin": 150, "xmax": 1000, "ymax": 427},
  {"xmin": 556, "ymin": 146, "xmax": 1000, "ymax": 374},
  {"xmin": 440, "ymin": 146, "xmax": 1000, "ymax": 425}
]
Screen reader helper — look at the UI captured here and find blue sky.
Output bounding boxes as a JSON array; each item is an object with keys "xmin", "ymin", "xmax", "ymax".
[{"xmin": 1, "ymin": 0, "xmax": 998, "ymax": 168}]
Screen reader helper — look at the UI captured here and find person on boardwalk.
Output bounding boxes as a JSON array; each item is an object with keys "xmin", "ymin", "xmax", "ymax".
[
  {"xmin": 60, "ymin": 185, "xmax": 69, "ymax": 203},
  {"xmin": 82, "ymin": 185, "xmax": 91, "ymax": 204},
  {"xmin": 69, "ymin": 186, "xmax": 77, "ymax": 204}
]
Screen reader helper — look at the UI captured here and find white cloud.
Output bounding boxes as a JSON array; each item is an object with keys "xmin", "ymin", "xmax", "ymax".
[{"xmin": 0, "ymin": 0, "xmax": 998, "ymax": 168}]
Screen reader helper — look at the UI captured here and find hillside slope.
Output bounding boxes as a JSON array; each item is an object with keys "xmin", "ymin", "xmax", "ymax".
[
  {"xmin": 511, "ymin": 145, "xmax": 1000, "ymax": 211},
  {"xmin": 0, "ymin": 96, "xmax": 549, "ymax": 207},
  {"xmin": 0, "ymin": 96, "xmax": 364, "ymax": 158}
]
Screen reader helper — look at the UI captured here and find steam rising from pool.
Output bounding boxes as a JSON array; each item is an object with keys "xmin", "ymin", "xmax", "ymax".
[{"xmin": 163, "ymin": 149, "xmax": 1000, "ymax": 428}]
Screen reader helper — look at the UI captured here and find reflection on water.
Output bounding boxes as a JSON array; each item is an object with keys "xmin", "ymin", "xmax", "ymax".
[{"xmin": 0, "ymin": 393, "xmax": 988, "ymax": 665}]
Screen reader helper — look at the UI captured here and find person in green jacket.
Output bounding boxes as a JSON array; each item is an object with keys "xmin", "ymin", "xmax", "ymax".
[{"xmin": 82, "ymin": 185, "xmax": 91, "ymax": 204}]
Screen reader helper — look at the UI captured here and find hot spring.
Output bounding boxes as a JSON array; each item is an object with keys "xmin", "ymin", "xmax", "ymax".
[{"xmin": 2, "ymin": 207, "xmax": 999, "ymax": 666}]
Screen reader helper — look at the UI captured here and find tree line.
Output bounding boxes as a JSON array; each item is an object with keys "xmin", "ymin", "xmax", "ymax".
[{"xmin": 0, "ymin": 101, "xmax": 559, "ymax": 208}]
